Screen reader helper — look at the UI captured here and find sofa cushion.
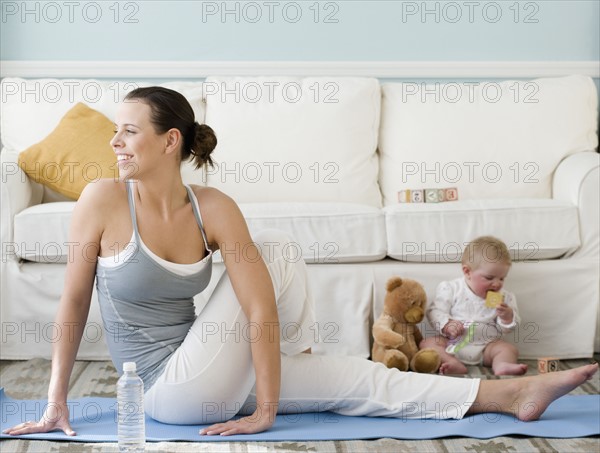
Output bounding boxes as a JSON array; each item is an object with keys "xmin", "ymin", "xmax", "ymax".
[
  {"xmin": 0, "ymin": 78, "xmax": 209, "ymax": 192},
  {"xmin": 13, "ymin": 202, "xmax": 386, "ymax": 264},
  {"xmin": 238, "ymin": 203, "xmax": 386, "ymax": 263},
  {"xmin": 13, "ymin": 202, "xmax": 75, "ymax": 263},
  {"xmin": 17, "ymin": 103, "xmax": 117, "ymax": 200},
  {"xmin": 379, "ymin": 75, "xmax": 599, "ymax": 206},
  {"xmin": 1, "ymin": 78, "xmax": 207, "ymax": 151},
  {"xmin": 204, "ymin": 76, "xmax": 382, "ymax": 207},
  {"xmin": 384, "ymin": 199, "xmax": 580, "ymax": 262}
]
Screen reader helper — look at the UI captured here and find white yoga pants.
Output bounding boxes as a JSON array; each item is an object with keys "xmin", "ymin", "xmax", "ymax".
[{"xmin": 144, "ymin": 230, "xmax": 480, "ymax": 424}]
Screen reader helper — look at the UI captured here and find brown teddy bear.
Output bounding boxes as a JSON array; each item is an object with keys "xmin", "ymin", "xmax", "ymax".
[{"xmin": 372, "ymin": 277, "xmax": 441, "ymax": 373}]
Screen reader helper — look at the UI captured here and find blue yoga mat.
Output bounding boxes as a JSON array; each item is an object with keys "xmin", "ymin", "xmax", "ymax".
[{"xmin": 1, "ymin": 389, "xmax": 598, "ymax": 442}]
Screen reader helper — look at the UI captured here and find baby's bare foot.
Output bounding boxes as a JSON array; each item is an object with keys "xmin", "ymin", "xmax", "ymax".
[
  {"xmin": 511, "ymin": 363, "xmax": 598, "ymax": 421},
  {"xmin": 439, "ymin": 360, "xmax": 468, "ymax": 375},
  {"xmin": 494, "ymin": 362, "xmax": 528, "ymax": 376}
]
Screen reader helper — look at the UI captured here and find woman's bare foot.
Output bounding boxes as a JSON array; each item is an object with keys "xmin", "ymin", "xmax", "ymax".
[
  {"xmin": 493, "ymin": 362, "xmax": 528, "ymax": 376},
  {"xmin": 439, "ymin": 359, "xmax": 468, "ymax": 375},
  {"xmin": 471, "ymin": 363, "xmax": 598, "ymax": 421},
  {"xmin": 514, "ymin": 363, "xmax": 598, "ymax": 421}
]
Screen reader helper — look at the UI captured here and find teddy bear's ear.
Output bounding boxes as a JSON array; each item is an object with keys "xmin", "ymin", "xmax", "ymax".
[{"xmin": 386, "ymin": 277, "xmax": 403, "ymax": 292}]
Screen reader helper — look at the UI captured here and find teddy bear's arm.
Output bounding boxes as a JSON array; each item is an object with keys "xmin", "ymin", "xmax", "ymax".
[
  {"xmin": 413, "ymin": 324, "xmax": 424, "ymax": 346},
  {"xmin": 373, "ymin": 314, "xmax": 406, "ymax": 348}
]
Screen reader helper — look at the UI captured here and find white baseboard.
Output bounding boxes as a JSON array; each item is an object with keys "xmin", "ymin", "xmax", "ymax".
[{"xmin": 1, "ymin": 60, "xmax": 598, "ymax": 79}]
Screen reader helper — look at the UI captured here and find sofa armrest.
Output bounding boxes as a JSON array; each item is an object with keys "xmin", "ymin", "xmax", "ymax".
[
  {"xmin": 1, "ymin": 149, "xmax": 43, "ymax": 259},
  {"xmin": 552, "ymin": 151, "xmax": 600, "ymax": 259}
]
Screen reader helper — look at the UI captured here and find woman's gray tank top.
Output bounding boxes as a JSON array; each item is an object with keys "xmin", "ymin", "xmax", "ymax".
[{"xmin": 96, "ymin": 181, "xmax": 212, "ymax": 390}]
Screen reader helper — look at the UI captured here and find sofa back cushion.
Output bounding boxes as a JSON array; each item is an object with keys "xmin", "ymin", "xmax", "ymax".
[
  {"xmin": 379, "ymin": 75, "xmax": 599, "ymax": 206},
  {"xmin": 204, "ymin": 77, "xmax": 382, "ymax": 207},
  {"xmin": 0, "ymin": 78, "xmax": 208, "ymax": 191}
]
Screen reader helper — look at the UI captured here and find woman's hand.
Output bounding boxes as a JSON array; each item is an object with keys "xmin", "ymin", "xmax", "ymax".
[
  {"xmin": 199, "ymin": 409, "xmax": 274, "ymax": 436},
  {"xmin": 2, "ymin": 401, "xmax": 76, "ymax": 436}
]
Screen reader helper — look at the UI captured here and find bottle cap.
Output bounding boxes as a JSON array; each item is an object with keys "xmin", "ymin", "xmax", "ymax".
[{"xmin": 123, "ymin": 362, "xmax": 136, "ymax": 372}]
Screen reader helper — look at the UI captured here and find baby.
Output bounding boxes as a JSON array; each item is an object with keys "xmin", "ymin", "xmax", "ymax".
[{"xmin": 421, "ymin": 236, "xmax": 528, "ymax": 376}]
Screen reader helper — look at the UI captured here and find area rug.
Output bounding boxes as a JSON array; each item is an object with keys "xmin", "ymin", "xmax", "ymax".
[
  {"xmin": 2, "ymin": 389, "xmax": 599, "ymax": 442},
  {"xmin": 1, "ymin": 358, "xmax": 598, "ymax": 453}
]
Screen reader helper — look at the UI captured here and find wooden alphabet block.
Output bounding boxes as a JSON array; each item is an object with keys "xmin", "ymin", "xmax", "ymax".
[
  {"xmin": 411, "ymin": 189, "xmax": 424, "ymax": 203},
  {"xmin": 537, "ymin": 357, "xmax": 560, "ymax": 373},
  {"xmin": 398, "ymin": 187, "xmax": 458, "ymax": 203},
  {"xmin": 445, "ymin": 187, "xmax": 458, "ymax": 201},
  {"xmin": 397, "ymin": 190, "xmax": 411, "ymax": 203},
  {"xmin": 425, "ymin": 189, "xmax": 440, "ymax": 203}
]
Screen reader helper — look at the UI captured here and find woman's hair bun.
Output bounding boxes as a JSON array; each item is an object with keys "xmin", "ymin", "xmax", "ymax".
[{"xmin": 189, "ymin": 122, "xmax": 217, "ymax": 169}]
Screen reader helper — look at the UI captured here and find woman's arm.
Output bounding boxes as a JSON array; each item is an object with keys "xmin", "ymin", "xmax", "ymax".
[
  {"xmin": 3, "ymin": 183, "xmax": 105, "ymax": 436},
  {"xmin": 49, "ymin": 183, "xmax": 104, "ymax": 400},
  {"xmin": 198, "ymin": 188, "xmax": 281, "ymax": 436}
]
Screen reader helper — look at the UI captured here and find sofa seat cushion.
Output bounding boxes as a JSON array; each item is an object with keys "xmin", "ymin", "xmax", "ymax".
[
  {"xmin": 13, "ymin": 202, "xmax": 386, "ymax": 264},
  {"xmin": 236, "ymin": 202, "xmax": 386, "ymax": 263},
  {"xmin": 384, "ymin": 199, "xmax": 580, "ymax": 262},
  {"xmin": 13, "ymin": 202, "xmax": 75, "ymax": 263}
]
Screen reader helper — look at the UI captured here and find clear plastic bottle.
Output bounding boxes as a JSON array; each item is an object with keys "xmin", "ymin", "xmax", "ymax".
[{"xmin": 117, "ymin": 362, "xmax": 145, "ymax": 452}]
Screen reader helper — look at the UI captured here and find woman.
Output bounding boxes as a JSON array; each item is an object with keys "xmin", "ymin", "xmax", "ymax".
[{"xmin": 4, "ymin": 87, "xmax": 597, "ymax": 437}]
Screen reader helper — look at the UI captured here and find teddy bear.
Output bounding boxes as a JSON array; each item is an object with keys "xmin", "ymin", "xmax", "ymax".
[{"xmin": 372, "ymin": 277, "xmax": 441, "ymax": 373}]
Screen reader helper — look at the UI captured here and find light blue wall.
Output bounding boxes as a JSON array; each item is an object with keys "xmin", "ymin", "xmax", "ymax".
[{"xmin": 1, "ymin": 0, "xmax": 599, "ymax": 61}]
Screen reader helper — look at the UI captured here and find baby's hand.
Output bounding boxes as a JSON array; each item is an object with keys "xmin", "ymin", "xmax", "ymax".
[
  {"xmin": 442, "ymin": 319, "xmax": 465, "ymax": 340},
  {"xmin": 496, "ymin": 303, "xmax": 513, "ymax": 324}
]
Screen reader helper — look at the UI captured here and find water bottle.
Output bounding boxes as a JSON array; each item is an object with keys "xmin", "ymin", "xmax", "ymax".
[{"xmin": 117, "ymin": 362, "xmax": 145, "ymax": 452}]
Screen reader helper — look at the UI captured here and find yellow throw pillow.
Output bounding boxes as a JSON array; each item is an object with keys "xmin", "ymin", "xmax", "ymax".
[{"xmin": 18, "ymin": 103, "xmax": 117, "ymax": 200}]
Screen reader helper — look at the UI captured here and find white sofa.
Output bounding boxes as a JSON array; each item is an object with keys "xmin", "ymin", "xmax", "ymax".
[{"xmin": 1, "ymin": 75, "xmax": 598, "ymax": 362}]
